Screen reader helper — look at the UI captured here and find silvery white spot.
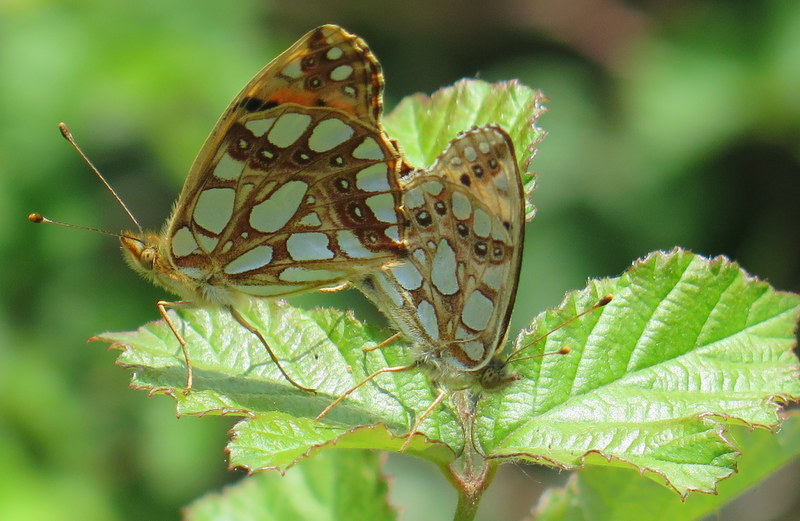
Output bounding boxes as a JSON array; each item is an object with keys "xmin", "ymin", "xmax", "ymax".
[
  {"xmin": 213, "ymin": 153, "xmax": 244, "ymax": 181},
  {"xmin": 423, "ymin": 180, "xmax": 443, "ymax": 196},
  {"xmin": 308, "ymin": 117, "xmax": 355, "ymax": 152},
  {"xmin": 451, "ymin": 191, "xmax": 472, "ymax": 220},
  {"xmin": 286, "ymin": 232, "xmax": 334, "ymax": 261},
  {"xmin": 245, "ymin": 118, "xmax": 276, "ymax": 137},
  {"xmin": 196, "ymin": 234, "xmax": 219, "ymax": 253},
  {"xmin": 224, "ymin": 245, "xmax": 274, "ymax": 274},
  {"xmin": 281, "ymin": 59, "xmax": 303, "ymax": 79},
  {"xmin": 330, "ymin": 64, "xmax": 354, "ymax": 81},
  {"xmin": 355, "ymin": 164, "xmax": 390, "ymax": 192},
  {"xmin": 462, "ymin": 290, "xmax": 493, "ymax": 331},
  {"xmin": 298, "ymin": 212, "xmax": 322, "ymax": 227},
  {"xmin": 326, "ymin": 46, "xmax": 344, "ymax": 60},
  {"xmin": 352, "ymin": 137, "xmax": 383, "ymax": 160},
  {"xmin": 171, "ymin": 226, "xmax": 198, "ymax": 258},
  {"xmin": 268, "ymin": 113, "xmax": 312, "ymax": 148},
  {"xmin": 417, "ymin": 299, "xmax": 440, "ymax": 342},
  {"xmin": 194, "ymin": 188, "xmax": 236, "ymax": 234},
  {"xmin": 365, "ymin": 193, "xmax": 398, "ymax": 223},
  {"xmin": 250, "ymin": 180, "xmax": 308, "ymax": 233},
  {"xmin": 336, "ymin": 230, "xmax": 372, "ymax": 258},
  {"xmin": 463, "ymin": 340, "xmax": 485, "ymax": 361},
  {"xmin": 391, "ymin": 261, "xmax": 423, "ymax": 291},
  {"xmin": 403, "ymin": 185, "xmax": 425, "ymax": 209},
  {"xmin": 472, "ymin": 208, "xmax": 492, "ymax": 238},
  {"xmin": 384, "ymin": 225, "xmax": 400, "ymax": 243},
  {"xmin": 463, "ymin": 146, "xmax": 477, "ymax": 162},
  {"xmin": 432, "ymin": 239, "xmax": 459, "ymax": 295}
]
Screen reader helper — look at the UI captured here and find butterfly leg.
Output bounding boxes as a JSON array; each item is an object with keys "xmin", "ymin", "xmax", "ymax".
[
  {"xmin": 362, "ymin": 332, "xmax": 401, "ymax": 352},
  {"xmin": 315, "ymin": 362, "xmax": 417, "ymax": 421},
  {"xmin": 399, "ymin": 388, "xmax": 447, "ymax": 452},
  {"xmin": 228, "ymin": 306, "xmax": 316, "ymax": 393},
  {"xmin": 157, "ymin": 300, "xmax": 194, "ymax": 393}
]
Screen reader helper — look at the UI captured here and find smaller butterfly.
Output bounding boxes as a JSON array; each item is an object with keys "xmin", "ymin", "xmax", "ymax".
[
  {"xmin": 315, "ymin": 125, "xmax": 610, "ymax": 449},
  {"xmin": 314, "ymin": 126, "xmax": 525, "ymax": 434},
  {"xmin": 29, "ymin": 25, "xmax": 407, "ymax": 393}
]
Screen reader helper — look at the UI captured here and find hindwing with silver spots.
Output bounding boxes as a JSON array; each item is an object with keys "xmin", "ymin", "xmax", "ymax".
[{"xmin": 358, "ymin": 125, "xmax": 524, "ymax": 380}]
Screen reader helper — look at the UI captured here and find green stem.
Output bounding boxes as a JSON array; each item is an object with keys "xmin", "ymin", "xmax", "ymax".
[
  {"xmin": 445, "ymin": 390, "xmax": 499, "ymax": 521},
  {"xmin": 447, "ymin": 459, "xmax": 498, "ymax": 521}
]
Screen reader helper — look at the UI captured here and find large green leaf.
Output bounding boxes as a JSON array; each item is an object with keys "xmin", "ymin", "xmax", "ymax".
[
  {"xmin": 97, "ymin": 249, "xmax": 800, "ymax": 497},
  {"xmin": 477, "ymin": 249, "xmax": 800, "ymax": 495}
]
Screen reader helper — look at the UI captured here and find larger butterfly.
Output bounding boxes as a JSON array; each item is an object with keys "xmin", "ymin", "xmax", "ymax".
[
  {"xmin": 315, "ymin": 125, "xmax": 526, "ymax": 441},
  {"xmin": 32, "ymin": 25, "xmax": 407, "ymax": 392}
]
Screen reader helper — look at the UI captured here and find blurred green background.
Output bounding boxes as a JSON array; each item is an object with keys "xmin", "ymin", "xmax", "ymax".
[{"xmin": 2, "ymin": 1, "xmax": 799, "ymax": 520}]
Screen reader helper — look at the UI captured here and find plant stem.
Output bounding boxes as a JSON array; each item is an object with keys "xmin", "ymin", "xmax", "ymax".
[{"xmin": 445, "ymin": 390, "xmax": 499, "ymax": 521}]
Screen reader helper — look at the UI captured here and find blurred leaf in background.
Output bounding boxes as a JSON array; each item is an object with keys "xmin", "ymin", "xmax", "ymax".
[{"xmin": 2, "ymin": 1, "xmax": 798, "ymax": 520}]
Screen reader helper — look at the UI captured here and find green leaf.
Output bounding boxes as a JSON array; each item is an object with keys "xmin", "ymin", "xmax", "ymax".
[
  {"xmin": 532, "ymin": 413, "xmax": 800, "ymax": 521},
  {"xmin": 184, "ymin": 450, "xmax": 396, "ymax": 521},
  {"xmin": 476, "ymin": 248, "xmax": 800, "ymax": 496},
  {"xmin": 96, "ymin": 300, "xmax": 457, "ymax": 468},
  {"xmin": 97, "ymin": 248, "xmax": 800, "ymax": 498},
  {"xmin": 384, "ymin": 79, "xmax": 547, "ymax": 219}
]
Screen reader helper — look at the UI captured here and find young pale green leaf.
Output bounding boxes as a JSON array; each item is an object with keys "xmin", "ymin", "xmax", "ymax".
[
  {"xmin": 184, "ymin": 450, "xmax": 396, "ymax": 521},
  {"xmin": 475, "ymin": 248, "xmax": 800, "ymax": 496},
  {"xmin": 384, "ymin": 79, "xmax": 547, "ymax": 219},
  {"xmin": 532, "ymin": 414, "xmax": 800, "ymax": 521}
]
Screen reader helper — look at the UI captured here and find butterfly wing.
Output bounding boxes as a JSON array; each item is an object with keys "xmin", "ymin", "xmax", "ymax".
[
  {"xmin": 359, "ymin": 125, "xmax": 525, "ymax": 373},
  {"xmin": 164, "ymin": 25, "xmax": 405, "ymax": 300}
]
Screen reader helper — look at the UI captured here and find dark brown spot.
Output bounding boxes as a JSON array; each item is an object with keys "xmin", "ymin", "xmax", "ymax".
[
  {"xmin": 293, "ymin": 148, "xmax": 314, "ymax": 164},
  {"xmin": 346, "ymin": 202, "xmax": 367, "ymax": 222},
  {"xmin": 301, "ymin": 55, "xmax": 317, "ymax": 70},
  {"xmin": 488, "ymin": 158, "xmax": 499, "ymax": 170},
  {"xmin": 472, "ymin": 165, "xmax": 484, "ymax": 178},
  {"xmin": 330, "ymin": 155, "xmax": 345, "ymax": 167},
  {"xmin": 474, "ymin": 241, "xmax": 488, "ymax": 257},
  {"xmin": 460, "ymin": 174, "xmax": 471, "ymax": 187},
  {"xmin": 415, "ymin": 210, "xmax": 432, "ymax": 227},
  {"xmin": 492, "ymin": 241, "xmax": 505, "ymax": 259},
  {"xmin": 456, "ymin": 222, "xmax": 469, "ymax": 238},
  {"xmin": 335, "ymin": 178, "xmax": 350, "ymax": 192},
  {"xmin": 503, "ymin": 221, "xmax": 511, "ymax": 231},
  {"xmin": 307, "ymin": 76, "xmax": 323, "ymax": 90},
  {"xmin": 239, "ymin": 97, "xmax": 276, "ymax": 113},
  {"xmin": 434, "ymin": 201, "xmax": 447, "ymax": 215}
]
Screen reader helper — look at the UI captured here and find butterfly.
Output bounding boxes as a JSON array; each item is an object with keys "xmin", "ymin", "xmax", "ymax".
[
  {"xmin": 315, "ymin": 125, "xmax": 529, "ymax": 442},
  {"xmin": 31, "ymin": 25, "xmax": 407, "ymax": 393}
]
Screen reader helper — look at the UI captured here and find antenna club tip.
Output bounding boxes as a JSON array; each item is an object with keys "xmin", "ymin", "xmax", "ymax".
[
  {"xmin": 599, "ymin": 294, "xmax": 613, "ymax": 306},
  {"xmin": 28, "ymin": 212, "xmax": 44, "ymax": 223},
  {"xmin": 559, "ymin": 346, "xmax": 571, "ymax": 355}
]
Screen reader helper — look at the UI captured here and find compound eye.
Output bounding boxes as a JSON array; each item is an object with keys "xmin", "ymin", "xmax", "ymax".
[{"xmin": 140, "ymin": 248, "xmax": 157, "ymax": 270}]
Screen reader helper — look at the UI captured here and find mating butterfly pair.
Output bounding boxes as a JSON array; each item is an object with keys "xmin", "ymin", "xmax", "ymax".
[{"xmin": 33, "ymin": 26, "xmax": 530, "ymax": 440}]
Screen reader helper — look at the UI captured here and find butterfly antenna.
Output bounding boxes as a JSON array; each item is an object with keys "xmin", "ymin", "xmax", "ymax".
[
  {"xmin": 506, "ymin": 294, "xmax": 612, "ymax": 362},
  {"xmin": 58, "ymin": 122, "xmax": 143, "ymax": 233},
  {"xmin": 509, "ymin": 345, "xmax": 571, "ymax": 364},
  {"xmin": 27, "ymin": 212, "xmax": 125, "ymax": 239}
]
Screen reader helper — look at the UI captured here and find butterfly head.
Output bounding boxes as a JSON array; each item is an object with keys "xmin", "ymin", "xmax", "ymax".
[
  {"xmin": 474, "ymin": 356, "xmax": 520, "ymax": 390},
  {"xmin": 121, "ymin": 232, "xmax": 165, "ymax": 283}
]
